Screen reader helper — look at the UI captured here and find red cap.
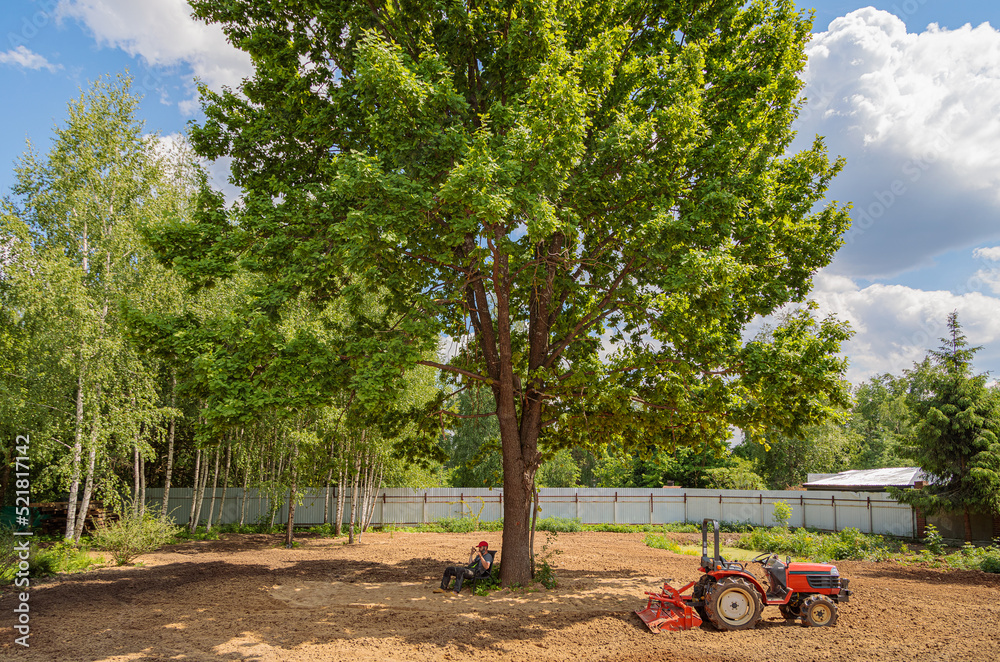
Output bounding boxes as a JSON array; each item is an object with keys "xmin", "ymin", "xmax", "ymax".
[{"xmin": 478, "ymin": 541, "xmax": 488, "ymax": 548}]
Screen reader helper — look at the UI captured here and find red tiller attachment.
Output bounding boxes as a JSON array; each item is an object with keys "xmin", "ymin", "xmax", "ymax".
[{"xmin": 634, "ymin": 581, "xmax": 702, "ymax": 633}]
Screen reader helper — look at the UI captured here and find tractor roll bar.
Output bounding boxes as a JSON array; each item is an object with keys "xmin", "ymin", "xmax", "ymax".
[{"xmin": 701, "ymin": 518, "xmax": 720, "ymax": 571}]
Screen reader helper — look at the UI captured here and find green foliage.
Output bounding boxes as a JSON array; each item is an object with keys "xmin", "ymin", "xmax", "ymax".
[
  {"xmin": 922, "ymin": 524, "xmax": 945, "ymax": 556},
  {"xmin": 532, "ymin": 531, "xmax": 562, "ymax": 589},
  {"xmin": 659, "ymin": 522, "xmax": 702, "ymax": 534},
  {"xmin": 772, "ymin": 501, "xmax": 793, "ymax": 528},
  {"xmin": 3, "ymin": 75, "xmax": 197, "ymax": 517},
  {"xmin": 643, "ymin": 533, "xmax": 683, "ymax": 553},
  {"xmin": 443, "ymin": 388, "xmax": 503, "ymax": 488},
  {"xmin": 735, "ymin": 526, "xmax": 895, "ymax": 562},
  {"xmin": 702, "ymin": 458, "xmax": 767, "ymax": 490},
  {"xmin": 915, "ymin": 538, "xmax": 1000, "ymax": 572},
  {"xmin": 735, "ymin": 418, "xmax": 857, "ymax": 490},
  {"xmin": 534, "ymin": 517, "xmax": 583, "ymax": 533},
  {"xmin": 847, "ymin": 374, "xmax": 910, "ymax": 468},
  {"xmin": 0, "ymin": 527, "xmax": 19, "ymax": 580},
  {"xmin": 29, "ymin": 541, "xmax": 102, "ymax": 576},
  {"xmin": 473, "ymin": 558, "xmax": 503, "ymax": 596},
  {"xmin": 892, "ymin": 314, "xmax": 1000, "ymax": 530},
  {"xmin": 92, "ymin": 511, "xmax": 179, "ymax": 566},
  {"xmin": 170, "ymin": 0, "xmax": 852, "ymax": 585},
  {"xmin": 980, "ymin": 553, "xmax": 1000, "ymax": 573},
  {"xmin": 537, "ymin": 449, "xmax": 582, "ymax": 488}
]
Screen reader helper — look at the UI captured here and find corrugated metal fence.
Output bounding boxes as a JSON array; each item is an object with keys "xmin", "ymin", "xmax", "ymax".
[{"xmin": 145, "ymin": 487, "xmax": 916, "ymax": 538}]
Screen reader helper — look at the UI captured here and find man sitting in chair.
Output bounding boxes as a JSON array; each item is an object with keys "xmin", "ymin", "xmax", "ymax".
[{"xmin": 435, "ymin": 540, "xmax": 493, "ymax": 594}]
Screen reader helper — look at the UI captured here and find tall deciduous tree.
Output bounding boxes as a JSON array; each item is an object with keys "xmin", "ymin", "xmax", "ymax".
[
  {"xmin": 5, "ymin": 75, "xmax": 188, "ymax": 539},
  {"xmin": 164, "ymin": 0, "xmax": 852, "ymax": 584},
  {"xmin": 892, "ymin": 313, "xmax": 1000, "ymax": 541}
]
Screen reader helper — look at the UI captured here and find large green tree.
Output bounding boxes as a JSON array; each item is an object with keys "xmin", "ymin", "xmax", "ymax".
[
  {"xmin": 161, "ymin": 0, "xmax": 852, "ymax": 584},
  {"xmin": 847, "ymin": 373, "xmax": 909, "ymax": 469},
  {"xmin": 892, "ymin": 313, "xmax": 1000, "ymax": 541},
  {"xmin": 4, "ymin": 75, "xmax": 190, "ymax": 539}
]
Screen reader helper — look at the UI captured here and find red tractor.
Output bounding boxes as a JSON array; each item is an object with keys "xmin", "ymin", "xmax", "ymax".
[{"xmin": 636, "ymin": 519, "xmax": 852, "ymax": 632}]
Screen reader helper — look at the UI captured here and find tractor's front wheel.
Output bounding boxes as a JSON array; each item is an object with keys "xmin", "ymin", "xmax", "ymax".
[
  {"xmin": 800, "ymin": 594, "xmax": 838, "ymax": 627},
  {"xmin": 704, "ymin": 577, "xmax": 763, "ymax": 631}
]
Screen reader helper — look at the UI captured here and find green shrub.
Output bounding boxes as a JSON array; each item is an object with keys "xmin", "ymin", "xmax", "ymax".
[
  {"xmin": 772, "ymin": 502, "xmax": 792, "ymax": 528},
  {"xmin": 735, "ymin": 525, "xmax": 894, "ymax": 562},
  {"xmin": 92, "ymin": 511, "xmax": 179, "ymax": 566},
  {"xmin": 0, "ymin": 526, "xmax": 19, "ymax": 580},
  {"xmin": 979, "ymin": 553, "xmax": 1000, "ymax": 574},
  {"xmin": 32, "ymin": 541, "xmax": 103, "ymax": 576},
  {"xmin": 923, "ymin": 524, "xmax": 945, "ymax": 556}
]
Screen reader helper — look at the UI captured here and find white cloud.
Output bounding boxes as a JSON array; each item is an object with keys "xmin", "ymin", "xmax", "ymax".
[
  {"xmin": 58, "ymin": 0, "xmax": 252, "ymax": 111},
  {"xmin": 974, "ymin": 246, "xmax": 1000, "ymax": 261},
  {"xmin": 810, "ymin": 270, "xmax": 1000, "ymax": 382},
  {"xmin": 0, "ymin": 45, "xmax": 61, "ymax": 72},
  {"xmin": 796, "ymin": 9, "xmax": 1000, "ymax": 278}
]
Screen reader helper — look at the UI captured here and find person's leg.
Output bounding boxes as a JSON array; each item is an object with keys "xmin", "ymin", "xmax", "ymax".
[
  {"xmin": 440, "ymin": 566, "xmax": 457, "ymax": 590},
  {"xmin": 454, "ymin": 567, "xmax": 474, "ymax": 593}
]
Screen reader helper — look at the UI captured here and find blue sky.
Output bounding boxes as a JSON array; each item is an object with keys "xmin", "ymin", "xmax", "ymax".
[{"xmin": 2, "ymin": 0, "xmax": 999, "ymax": 384}]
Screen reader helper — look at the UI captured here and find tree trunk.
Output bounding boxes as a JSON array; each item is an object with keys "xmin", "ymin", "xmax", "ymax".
[
  {"xmin": 188, "ymin": 448, "xmax": 201, "ymax": 532},
  {"xmin": 192, "ymin": 446, "xmax": 210, "ymax": 532},
  {"xmin": 240, "ymin": 440, "xmax": 251, "ymax": 526},
  {"xmin": 964, "ymin": 506, "xmax": 973, "ymax": 543},
  {"xmin": 161, "ymin": 370, "xmax": 177, "ymax": 517},
  {"xmin": 323, "ymin": 434, "xmax": 336, "ymax": 525},
  {"xmin": 65, "ymin": 370, "xmax": 85, "ymax": 541},
  {"xmin": 216, "ymin": 440, "xmax": 232, "ymax": 528},
  {"xmin": 138, "ymin": 450, "xmax": 146, "ymax": 516},
  {"xmin": 462, "ymin": 234, "xmax": 544, "ymax": 586},
  {"xmin": 133, "ymin": 443, "xmax": 141, "ymax": 516},
  {"xmin": 335, "ymin": 435, "xmax": 347, "ymax": 537},
  {"xmin": 348, "ymin": 435, "xmax": 362, "ymax": 544},
  {"xmin": 285, "ymin": 438, "xmax": 299, "ymax": 548},
  {"xmin": 205, "ymin": 447, "xmax": 221, "ymax": 531},
  {"xmin": 74, "ymin": 384, "xmax": 102, "ymax": 542},
  {"xmin": 363, "ymin": 458, "xmax": 383, "ymax": 533},
  {"xmin": 529, "ymin": 481, "xmax": 539, "ymax": 574}
]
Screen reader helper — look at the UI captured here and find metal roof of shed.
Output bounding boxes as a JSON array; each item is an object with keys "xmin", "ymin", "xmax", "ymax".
[{"xmin": 803, "ymin": 467, "xmax": 927, "ymax": 491}]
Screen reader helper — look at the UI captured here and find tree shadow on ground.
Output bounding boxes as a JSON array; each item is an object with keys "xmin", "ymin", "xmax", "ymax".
[{"xmin": 0, "ymin": 552, "xmax": 659, "ymax": 661}]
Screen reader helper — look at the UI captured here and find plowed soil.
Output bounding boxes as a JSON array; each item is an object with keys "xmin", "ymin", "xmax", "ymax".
[{"xmin": 2, "ymin": 530, "xmax": 998, "ymax": 661}]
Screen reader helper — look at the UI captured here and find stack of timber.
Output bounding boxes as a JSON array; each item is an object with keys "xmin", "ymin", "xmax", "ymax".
[{"xmin": 29, "ymin": 501, "xmax": 114, "ymax": 535}]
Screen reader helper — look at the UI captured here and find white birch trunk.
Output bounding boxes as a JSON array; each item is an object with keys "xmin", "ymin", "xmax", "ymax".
[
  {"xmin": 161, "ymin": 371, "xmax": 177, "ymax": 517},
  {"xmin": 188, "ymin": 448, "xmax": 201, "ymax": 532},
  {"xmin": 205, "ymin": 447, "xmax": 221, "ymax": 531}
]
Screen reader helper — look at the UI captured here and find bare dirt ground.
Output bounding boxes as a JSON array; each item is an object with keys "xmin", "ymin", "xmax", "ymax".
[{"xmin": 2, "ymin": 530, "xmax": 999, "ymax": 662}]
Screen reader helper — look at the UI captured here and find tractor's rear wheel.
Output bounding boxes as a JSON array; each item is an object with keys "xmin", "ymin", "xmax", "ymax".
[
  {"xmin": 704, "ymin": 577, "xmax": 762, "ymax": 631},
  {"xmin": 801, "ymin": 594, "xmax": 838, "ymax": 627}
]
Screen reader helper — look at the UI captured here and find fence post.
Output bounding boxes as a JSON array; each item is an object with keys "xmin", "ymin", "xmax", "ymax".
[
  {"xmin": 867, "ymin": 496, "xmax": 873, "ymax": 534},
  {"xmin": 650, "ymin": 492, "xmax": 654, "ymax": 525},
  {"xmin": 832, "ymin": 495, "xmax": 837, "ymax": 532},
  {"xmin": 613, "ymin": 492, "xmax": 618, "ymax": 524},
  {"xmin": 800, "ymin": 494, "xmax": 806, "ymax": 528},
  {"xmin": 575, "ymin": 491, "xmax": 580, "ymax": 521},
  {"xmin": 422, "ymin": 491, "xmax": 427, "ymax": 524}
]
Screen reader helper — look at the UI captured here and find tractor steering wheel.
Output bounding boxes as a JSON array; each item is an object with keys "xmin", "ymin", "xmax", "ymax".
[{"xmin": 751, "ymin": 552, "xmax": 775, "ymax": 567}]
